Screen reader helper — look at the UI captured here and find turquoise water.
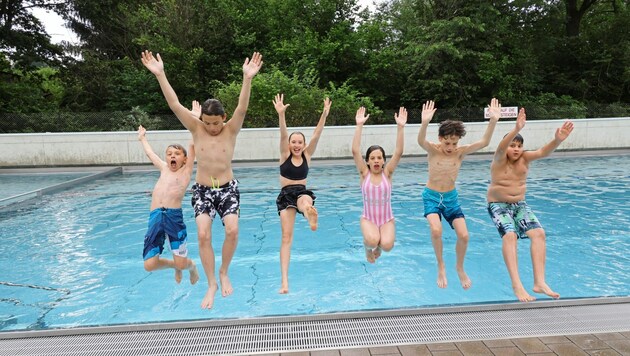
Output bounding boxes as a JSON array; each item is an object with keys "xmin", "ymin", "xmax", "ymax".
[
  {"xmin": 0, "ymin": 155, "xmax": 628, "ymax": 331},
  {"xmin": 0, "ymin": 173, "xmax": 90, "ymax": 201}
]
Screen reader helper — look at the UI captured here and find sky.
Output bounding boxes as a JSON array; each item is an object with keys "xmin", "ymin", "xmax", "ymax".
[{"xmin": 33, "ymin": 1, "xmax": 381, "ymax": 44}]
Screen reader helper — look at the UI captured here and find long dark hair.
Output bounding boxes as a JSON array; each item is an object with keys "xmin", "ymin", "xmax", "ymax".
[{"xmin": 365, "ymin": 145, "xmax": 386, "ymax": 166}]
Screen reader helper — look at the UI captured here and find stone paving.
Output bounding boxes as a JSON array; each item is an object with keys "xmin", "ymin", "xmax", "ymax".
[{"xmin": 258, "ymin": 331, "xmax": 630, "ymax": 356}]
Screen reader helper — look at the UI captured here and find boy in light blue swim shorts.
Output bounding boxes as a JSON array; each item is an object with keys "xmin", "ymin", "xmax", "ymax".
[
  {"xmin": 487, "ymin": 107, "xmax": 573, "ymax": 302},
  {"xmin": 417, "ymin": 99, "xmax": 502, "ymax": 290},
  {"xmin": 138, "ymin": 123, "xmax": 199, "ymax": 285}
]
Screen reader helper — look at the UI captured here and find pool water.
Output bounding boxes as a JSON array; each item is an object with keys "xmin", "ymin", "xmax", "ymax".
[{"xmin": 0, "ymin": 155, "xmax": 628, "ymax": 331}]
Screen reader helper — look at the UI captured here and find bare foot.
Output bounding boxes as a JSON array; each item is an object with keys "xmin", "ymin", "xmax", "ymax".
[
  {"xmin": 175, "ymin": 269, "xmax": 182, "ymax": 284},
  {"xmin": 513, "ymin": 286, "xmax": 536, "ymax": 302},
  {"xmin": 201, "ymin": 283, "xmax": 218, "ymax": 309},
  {"xmin": 219, "ymin": 272, "xmax": 233, "ymax": 297},
  {"xmin": 305, "ymin": 206, "xmax": 318, "ymax": 231},
  {"xmin": 373, "ymin": 247, "xmax": 382, "ymax": 261},
  {"xmin": 365, "ymin": 247, "xmax": 376, "ymax": 263},
  {"xmin": 278, "ymin": 281, "xmax": 289, "ymax": 294},
  {"xmin": 457, "ymin": 268, "xmax": 471, "ymax": 290},
  {"xmin": 437, "ymin": 265, "xmax": 447, "ymax": 288},
  {"xmin": 189, "ymin": 263, "xmax": 199, "ymax": 285},
  {"xmin": 533, "ymin": 283, "xmax": 560, "ymax": 299}
]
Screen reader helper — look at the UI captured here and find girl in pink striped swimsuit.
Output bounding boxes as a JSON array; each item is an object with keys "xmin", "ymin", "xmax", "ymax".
[{"xmin": 351, "ymin": 106, "xmax": 407, "ymax": 263}]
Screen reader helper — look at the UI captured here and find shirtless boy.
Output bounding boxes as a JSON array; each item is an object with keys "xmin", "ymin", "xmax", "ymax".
[
  {"xmin": 138, "ymin": 124, "xmax": 199, "ymax": 286},
  {"xmin": 417, "ymin": 99, "xmax": 501, "ymax": 289},
  {"xmin": 142, "ymin": 50, "xmax": 263, "ymax": 309},
  {"xmin": 487, "ymin": 108, "xmax": 573, "ymax": 302}
]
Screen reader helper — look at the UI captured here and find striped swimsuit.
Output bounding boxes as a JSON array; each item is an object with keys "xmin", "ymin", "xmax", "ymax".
[{"xmin": 361, "ymin": 172, "xmax": 394, "ymax": 227}]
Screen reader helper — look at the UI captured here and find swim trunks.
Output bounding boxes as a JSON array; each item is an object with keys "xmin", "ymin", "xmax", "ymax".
[
  {"xmin": 361, "ymin": 172, "xmax": 394, "ymax": 227},
  {"xmin": 276, "ymin": 184, "xmax": 316, "ymax": 214},
  {"xmin": 280, "ymin": 152, "xmax": 309, "ymax": 180},
  {"xmin": 487, "ymin": 201, "xmax": 542, "ymax": 239},
  {"xmin": 191, "ymin": 179, "xmax": 240, "ymax": 222},
  {"xmin": 422, "ymin": 187, "xmax": 465, "ymax": 228},
  {"xmin": 143, "ymin": 207, "xmax": 188, "ymax": 260}
]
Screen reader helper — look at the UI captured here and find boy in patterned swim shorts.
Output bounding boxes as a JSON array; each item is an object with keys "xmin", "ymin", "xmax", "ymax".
[
  {"xmin": 138, "ymin": 124, "xmax": 199, "ymax": 286},
  {"xmin": 142, "ymin": 50, "xmax": 263, "ymax": 309},
  {"xmin": 487, "ymin": 107, "xmax": 574, "ymax": 302}
]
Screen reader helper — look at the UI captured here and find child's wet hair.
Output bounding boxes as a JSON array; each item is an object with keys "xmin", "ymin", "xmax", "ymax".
[
  {"xmin": 513, "ymin": 133, "xmax": 524, "ymax": 144},
  {"xmin": 438, "ymin": 120, "xmax": 466, "ymax": 138},
  {"xmin": 167, "ymin": 144, "xmax": 187, "ymax": 157},
  {"xmin": 201, "ymin": 99, "xmax": 225, "ymax": 117},
  {"xmin": 365, "ymin": 145, "xmax": 386, "ymax": 163}
]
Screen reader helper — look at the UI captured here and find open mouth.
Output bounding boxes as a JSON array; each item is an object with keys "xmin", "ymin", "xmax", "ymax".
[{"xmin": 170, "ymin": 160, "xmax": 177, "ymax": 168}]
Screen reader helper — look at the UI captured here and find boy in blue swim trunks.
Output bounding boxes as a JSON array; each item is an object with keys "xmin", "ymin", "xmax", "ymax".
[
  {"xmin": 417, "ymin": 98, "xmax": 501, "ymax": 290},
  {"xmin": 142, "ymin": 50, "xmax": 263, "ymax": 309},
  {"xmin": 487, "ymin": 108, "xmax": 574, "ymax": 302},
  {"xmin": 138, "ymin": 122, "xmax": 199, "ymax": 285}
]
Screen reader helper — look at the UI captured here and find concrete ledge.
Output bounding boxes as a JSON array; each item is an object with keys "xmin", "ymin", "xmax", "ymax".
[{"xmin": 1, "ymin": 118, "xmax": 629, "ymax": 167}]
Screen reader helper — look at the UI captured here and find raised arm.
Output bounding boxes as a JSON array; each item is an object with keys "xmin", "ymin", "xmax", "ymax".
[
  {"xmin": 493, "ymin": 108, "xmax": 526, "ymax": 163},
  {"xmin": 141, "ymin": 51, "xmax": 199, "ymax": 132},
  {"xmin": 184, "ymin": 140, "xmax": 195, "ymax": 176},
  {"xmin": 524, "ymin": 120, "xmax": 574, "ymax": 162},
  {"xmin": 137, "ymin": 125, "xmax": 165, "ymax": 169},
  {"xmin": 461, "ymin": 97, "xmax": 501, "ymax": 155},
  {"xmin": 226, "ymin": 52, "xmax": 263, "ymax": 133},
  {"xmin": 417, "ymin": 100, "xmax": 437, "ymax": 152},
  {"xmin": 273, "ymin": 93, "xmax": 290, "ymax": 159},
  {"xmin": 385, "ymin": 107, "xmax": 407, "ymax": 176},
  {"xmin": 352, "ymin": 107, "xmax": 369, "ymax": 176},
  {"xmin": 305, "ymin": 97, "xmax": 331, "ymax": 156}
]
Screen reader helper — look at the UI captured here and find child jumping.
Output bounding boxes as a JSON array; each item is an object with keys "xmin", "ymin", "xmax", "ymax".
[
  {"xmin": 273, "ymin": 93, "xmax": 330, "ymax": 294},
  {"xmin": 352, "ymin": 106, "xmax": 407, "ymax": 263},
  {"xmin": 138, "ymin": 122, "xmax": 199, "ymax": 286},
  {"xmin": 417, "ymin": 99, "xmax": 501, "ymax": 289},
  {"xmin": 487, "ymin": 108, "xmax": 573, "ymax": 302}
]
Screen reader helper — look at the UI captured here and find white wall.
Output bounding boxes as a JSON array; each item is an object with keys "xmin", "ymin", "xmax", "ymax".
[{"xmin": 1, "ymin": 118, "xmax": 629, "ymax": 167}]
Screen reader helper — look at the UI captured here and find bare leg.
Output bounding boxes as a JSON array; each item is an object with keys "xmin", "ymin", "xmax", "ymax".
[
  {"xmin": 360, "ymin": 218, "xmax": 380, "ymax": 263},
  {"xmin": 452, "ymin": 218, "xmax": 472, "ymax": 290},
  {"xmin": 220, "ymin": 214, "xmax": 239, "ymax": 297},
  {"xmin": 502, "ymin": 232, "xmax": 535, "ymax": 302},
  {"xmin": 279, "ymin": 209, "xmax": 296, "ymax": 293},
  {"xmin": 528, "ymin": 229, "xmax": 560, "ymax": 299},
  {"xmin": 144, "ymin": 256, "xmax": 180, "ymax": 283},
  {"xmin": 173, "ymin": 255, "xmax": 199, "ymax": 285},
  {"xmin": 196, "ymin": 214, "xmax": 218, "ymax": 309},
  {"xmin": 375, "ymin": 219, "xmax": 396, "ymax": 261},
  {"xmin": 297, "ymin": 195, "xmax": 318, "ymax": 231},
  {"xmin": 427, "ymin": 214, "xmax": 447, "ymax": 288}
]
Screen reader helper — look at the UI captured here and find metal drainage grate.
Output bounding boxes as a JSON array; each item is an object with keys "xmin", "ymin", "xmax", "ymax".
[{"xmin": 1, "ymin": 297, "xmax": 629, "ymax": 356}]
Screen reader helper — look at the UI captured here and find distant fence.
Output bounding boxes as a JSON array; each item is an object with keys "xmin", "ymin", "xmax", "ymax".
[{"xmin": 2, "ymin": 104, "xmax": 629, "ymax": 133}]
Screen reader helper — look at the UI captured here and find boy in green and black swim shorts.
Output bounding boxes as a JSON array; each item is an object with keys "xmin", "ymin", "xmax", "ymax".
[{"xmin": 487, "ymin": 107, "xmax": 574, "ymax": 302}]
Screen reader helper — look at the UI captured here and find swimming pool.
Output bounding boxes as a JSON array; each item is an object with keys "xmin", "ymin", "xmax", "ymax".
[{"xmin": 0, "ymin": 154, "xmax": 628, "ymax": 331}]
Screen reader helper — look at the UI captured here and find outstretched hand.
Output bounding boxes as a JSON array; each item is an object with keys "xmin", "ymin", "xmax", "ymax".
[
  {"xmin": 141, "ymin": 50, "xmax": 164, "ymax": 76},
  {"xmin": 488, "ymin": 98, "xmax": 501, "ymax": 121},
  {"xmin": 555, "ymin": 120, "xmax": 574, "ymax": 141},
  {"xmin": 322, "ymin": 97, "xmax": 332, "ymax": 117},
  {"xmin": 356, "ymin": 107, "xmax": 369, "ymax": 125},
  {"xmin": 421, "ymin": 100, "xmax": 436, "ymax": 124},
  {"xmin": 273, "ymin": 93, "xmax": 290, "ymax": 114},
  {"xmin": 394, "ymin": 107, "xmax": 407, "ymax": 126},
  {"xmin": 190, "ymin": 100, "xmax": 201, "ymax": 120},
  {"xmin": 243, "ymin": 52, "xmax": 263, "ymax": 79},
  {"xmin": 137, "ymin": 125, "xmax": 146, "ymax": 140}
]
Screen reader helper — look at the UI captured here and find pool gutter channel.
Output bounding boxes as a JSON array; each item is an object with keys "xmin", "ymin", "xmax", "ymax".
[{"xmin": 1, "ymin": 297, "xmax": 629, "ymax": 355}]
